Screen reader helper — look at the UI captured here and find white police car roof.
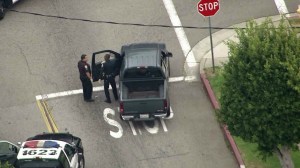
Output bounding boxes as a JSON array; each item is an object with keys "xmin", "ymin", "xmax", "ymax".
[{"xmin": 17, "ymin": 140, "xmax": 68, "ymax": 160}]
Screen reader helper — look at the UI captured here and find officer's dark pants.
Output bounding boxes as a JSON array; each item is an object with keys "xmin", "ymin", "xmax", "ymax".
[
  {"xmin": 104, "ymin": 78, "xmax": 118, "ymax": 101},
  {"xmin": 80, "ymin": 78, "xmax": 93, "ymax": 100}
]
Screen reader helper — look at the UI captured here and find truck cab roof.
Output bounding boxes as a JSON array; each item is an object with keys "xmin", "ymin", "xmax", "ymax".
[
  {"xmin": 120, "ymin": 43, "xmax": 171, "ymax": 80},
  {"xmin": 122, "ymin": 43, "xmax": 164, "ymax": 69},
  {"xmin": 124, "ymin": 49, "xmax": 161, "ymax": 68}
]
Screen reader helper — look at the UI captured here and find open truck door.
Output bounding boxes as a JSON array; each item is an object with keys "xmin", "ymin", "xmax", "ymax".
[
  {"xmin": 91, "ymin": 50, "xmax": 122, "ymax": 82},
  {"xmin": 0, "ymin": 141, "xmax": 19, "ymax": 166},
  {"xmin": 161, "ymin": 50, "xmax": 172, "ymax": 77}
]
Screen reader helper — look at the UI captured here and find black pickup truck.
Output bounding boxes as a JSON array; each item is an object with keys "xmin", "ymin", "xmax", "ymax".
[{"xmin": 92, "ymin": 43, "xmax": 172, "ymax": 121}]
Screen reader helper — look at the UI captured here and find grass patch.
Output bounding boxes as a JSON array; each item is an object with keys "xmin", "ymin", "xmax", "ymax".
[
  {"xmin": 288, "ymin": 17, "xmax": 300, "ymax": 34},
  {"xmin": 234, "ymin": 136, "xmax": 280, "ymax": 168},
  {"xmin": 289, "ymin": 17, "xmax": 300, "ymax": 25},
  {"xmin": 205, "ymin": 67, "xmax": 300, "ymax": 168},
  {"xmin": 205, "ymin": 67, "xmax": 224, "ymax": 100}
]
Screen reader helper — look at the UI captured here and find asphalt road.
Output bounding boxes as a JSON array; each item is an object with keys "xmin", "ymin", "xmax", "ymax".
[{"xmin": 0, "ymin": 0, "xmax": 298, "ymax": 167}]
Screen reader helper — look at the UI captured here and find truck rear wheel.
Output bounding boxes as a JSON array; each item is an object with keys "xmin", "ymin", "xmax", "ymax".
[
  {"xmin": 119, "ymin": 114, "xmax": 124, "ymax": 121},
  {"xmin": 166, "ymin": 107, "xmax": 171, "ymax": 117}
]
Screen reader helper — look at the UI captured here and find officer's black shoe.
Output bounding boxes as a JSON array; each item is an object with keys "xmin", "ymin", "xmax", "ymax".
[
  {"xmin": 104, "ymin": 99, "xmax": 111, "ymax": 103},
  {"xmin": 85, "ymin": 99, "xmax": 95, "ymax": 102}
]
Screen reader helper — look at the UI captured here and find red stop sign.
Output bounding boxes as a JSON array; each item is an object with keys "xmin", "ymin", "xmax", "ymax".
[{"xmin": 197, "ymin": 0, "xmax": 220, "ymax": 17}]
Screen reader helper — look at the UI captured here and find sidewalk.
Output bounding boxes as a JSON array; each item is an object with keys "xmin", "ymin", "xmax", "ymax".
[{"xmin": 189, "ymin": 14, "xmax": 296, "ymax": 72}]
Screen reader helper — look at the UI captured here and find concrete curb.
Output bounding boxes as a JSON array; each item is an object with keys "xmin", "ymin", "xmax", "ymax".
[
  {"xmin": 200, "ymin": 73, "xmax": 245, "ymax": 168},
  {"xmin": 200, "ymin": 73, "xmax": 220, "ymax": 109}
]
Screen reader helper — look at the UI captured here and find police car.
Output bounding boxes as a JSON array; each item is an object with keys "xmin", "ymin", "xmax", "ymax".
[
  {"xmin": 0, "ymin": 0, "xmax": 21, "ymax": 19},
  {"xmin": 0, "ymin": 133, "xmax": 85, "ymax": 168}
]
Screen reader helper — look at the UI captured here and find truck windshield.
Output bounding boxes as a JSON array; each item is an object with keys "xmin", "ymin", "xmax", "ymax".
[
  {"xmin": 16, "ymin": 159, "xmax": 64, "ymax": 168},
  {"xmin": 123, "ymin": 67, "xmax": 164, "ymax": 79}
]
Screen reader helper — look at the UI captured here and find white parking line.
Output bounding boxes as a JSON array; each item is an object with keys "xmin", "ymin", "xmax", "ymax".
[
  {"xmin": 162, "ymin": 0, "xmax": 197, "ymax": 68},
  {"xmin": 168, "ymin": 76, "xmax": 197, "ymax": 82},
  {"xmin": 138, "ymin": 128, "xmax": 142, "ymax": 135},
  {"xmin": 274, "ymin": 0, "xmax": 289, "ymax": 16},
  {"xmin": 129, "ymin": 121, "xmax": 137, "ymax": 136},
  {"xmin": 35, "ymin": 76, "xmax": 190, "ymax": 100},
  {"xmin": 160, "ymin": 118, "xmax": 168, "ymax": 132}
]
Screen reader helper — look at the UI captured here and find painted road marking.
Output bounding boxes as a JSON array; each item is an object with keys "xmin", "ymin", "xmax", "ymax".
[
  {"xmin": 160, "ymin": 118, "xmax": 168, "ymax": 132},
  {"xmin": 103, "ymin": 108, "xmax": 123, "ymax": 139},
  {"xmin": 36, "ymin": 100, "xmax": 58, "ymax": 133},
  {"xmin": 36, "ymin": 86, "xmax": 104, "ymax": 100},
  {"xmin": 274, "ymin": 0, "xmax": 289, "ymax": 16},
  {"xmin": 36, "ymin": 100, "xmax": 52, "ymax": 132},
  {"xmin": 103, "ymin": 108, "xmax": 174, "ymax": 138},
  {"xmin": 35, "ymin": 76, "xmax": 192, "ymax": 101},
  {"xmin": 162, "ymin": 0, "xmax": 197, "ymax": 71},
  {"xmin": 143, "ymin": 120, "xmax": 160, "ymax": 134},
  {"xmin": 113, "ymin": 106, "xmax": 173, "ymax": 138},
  {"xmin": 104, "ymin": 108, "xmax": 171, "ymax": 138},
  {"xmin": 129, "ymin": 121, "xmax": 137, "ymax": 136}
]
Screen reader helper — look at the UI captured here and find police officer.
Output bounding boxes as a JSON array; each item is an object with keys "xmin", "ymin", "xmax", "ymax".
[
  {"xmin": 102, "ymin": 54, "xmax": 118, "ymax": 103},
  {"xmin": 78, "ymin": 54, "xmax": 94, "ymax": 102}
]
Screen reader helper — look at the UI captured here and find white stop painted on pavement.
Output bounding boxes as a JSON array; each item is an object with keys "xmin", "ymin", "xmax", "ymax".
[{"xmin": 103, "ymin": 108, "xmax": 123, "ymax": 139}]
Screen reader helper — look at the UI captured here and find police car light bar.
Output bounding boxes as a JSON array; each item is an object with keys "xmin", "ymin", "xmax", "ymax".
[{"xmin": 24, "ymin": 140, "xmax": 60, "ymax": 148}]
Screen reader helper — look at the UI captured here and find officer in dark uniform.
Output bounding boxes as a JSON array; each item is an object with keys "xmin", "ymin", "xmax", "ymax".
[
  {"xmin": 78, "ymin": 54, "xmax": 94, "ymax": 102},
  {"xmin": 102, "ymin": 54, "xmax": 118, "ymax": 103}
]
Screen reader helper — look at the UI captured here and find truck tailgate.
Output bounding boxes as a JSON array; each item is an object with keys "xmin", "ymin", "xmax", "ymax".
[{"xmin": 123, "ymin": 99, "xmax": 165, "ymax": 114}]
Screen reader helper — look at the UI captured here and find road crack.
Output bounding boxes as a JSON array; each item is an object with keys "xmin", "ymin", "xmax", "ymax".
[{"xmin": 138, "ymin": 152, "xmax": 189, "ymax": 161}]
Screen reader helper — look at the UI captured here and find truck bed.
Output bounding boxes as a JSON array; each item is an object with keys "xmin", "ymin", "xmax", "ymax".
[
  {"xmin": 127, "ymin": 90, "xmax": 160, "ymax": 99},
  {"xmin": 122, "ymin": 79, "xmax": 164, "ymax": 100}
]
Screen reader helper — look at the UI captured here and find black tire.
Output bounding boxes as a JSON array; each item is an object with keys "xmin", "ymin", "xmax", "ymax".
[
  {"xmin": 79, "ymin": 155, "xmax": 85, "ymax": 168},
  {"xmin": 166, "ymin": 106, "xmax": 171, "ymax": 117},
  {"xmin": 119, "ymin": 114, "xmax": 124, "ymax": 121},
  {"xmin": 0, "ymin": 6, "xmax": 4, "ymax": 20}
]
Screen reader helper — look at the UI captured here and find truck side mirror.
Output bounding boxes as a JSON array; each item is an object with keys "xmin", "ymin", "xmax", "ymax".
[
  {"xmin": 167, "ymin": 52, "xmax": 173, "ymax": 57},
  {"xmin": 161, "ymin": 50, "xmax": 173, "ymax": 57}
]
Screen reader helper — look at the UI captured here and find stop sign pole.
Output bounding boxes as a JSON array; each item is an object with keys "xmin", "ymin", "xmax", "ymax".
[
  {"xmin": 208, "ymin": 16, "xmax": 215, "ymax": 72},
  {"xmin": 197, "ymin": 0, "xmax": 220, "ymax": 73}
]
